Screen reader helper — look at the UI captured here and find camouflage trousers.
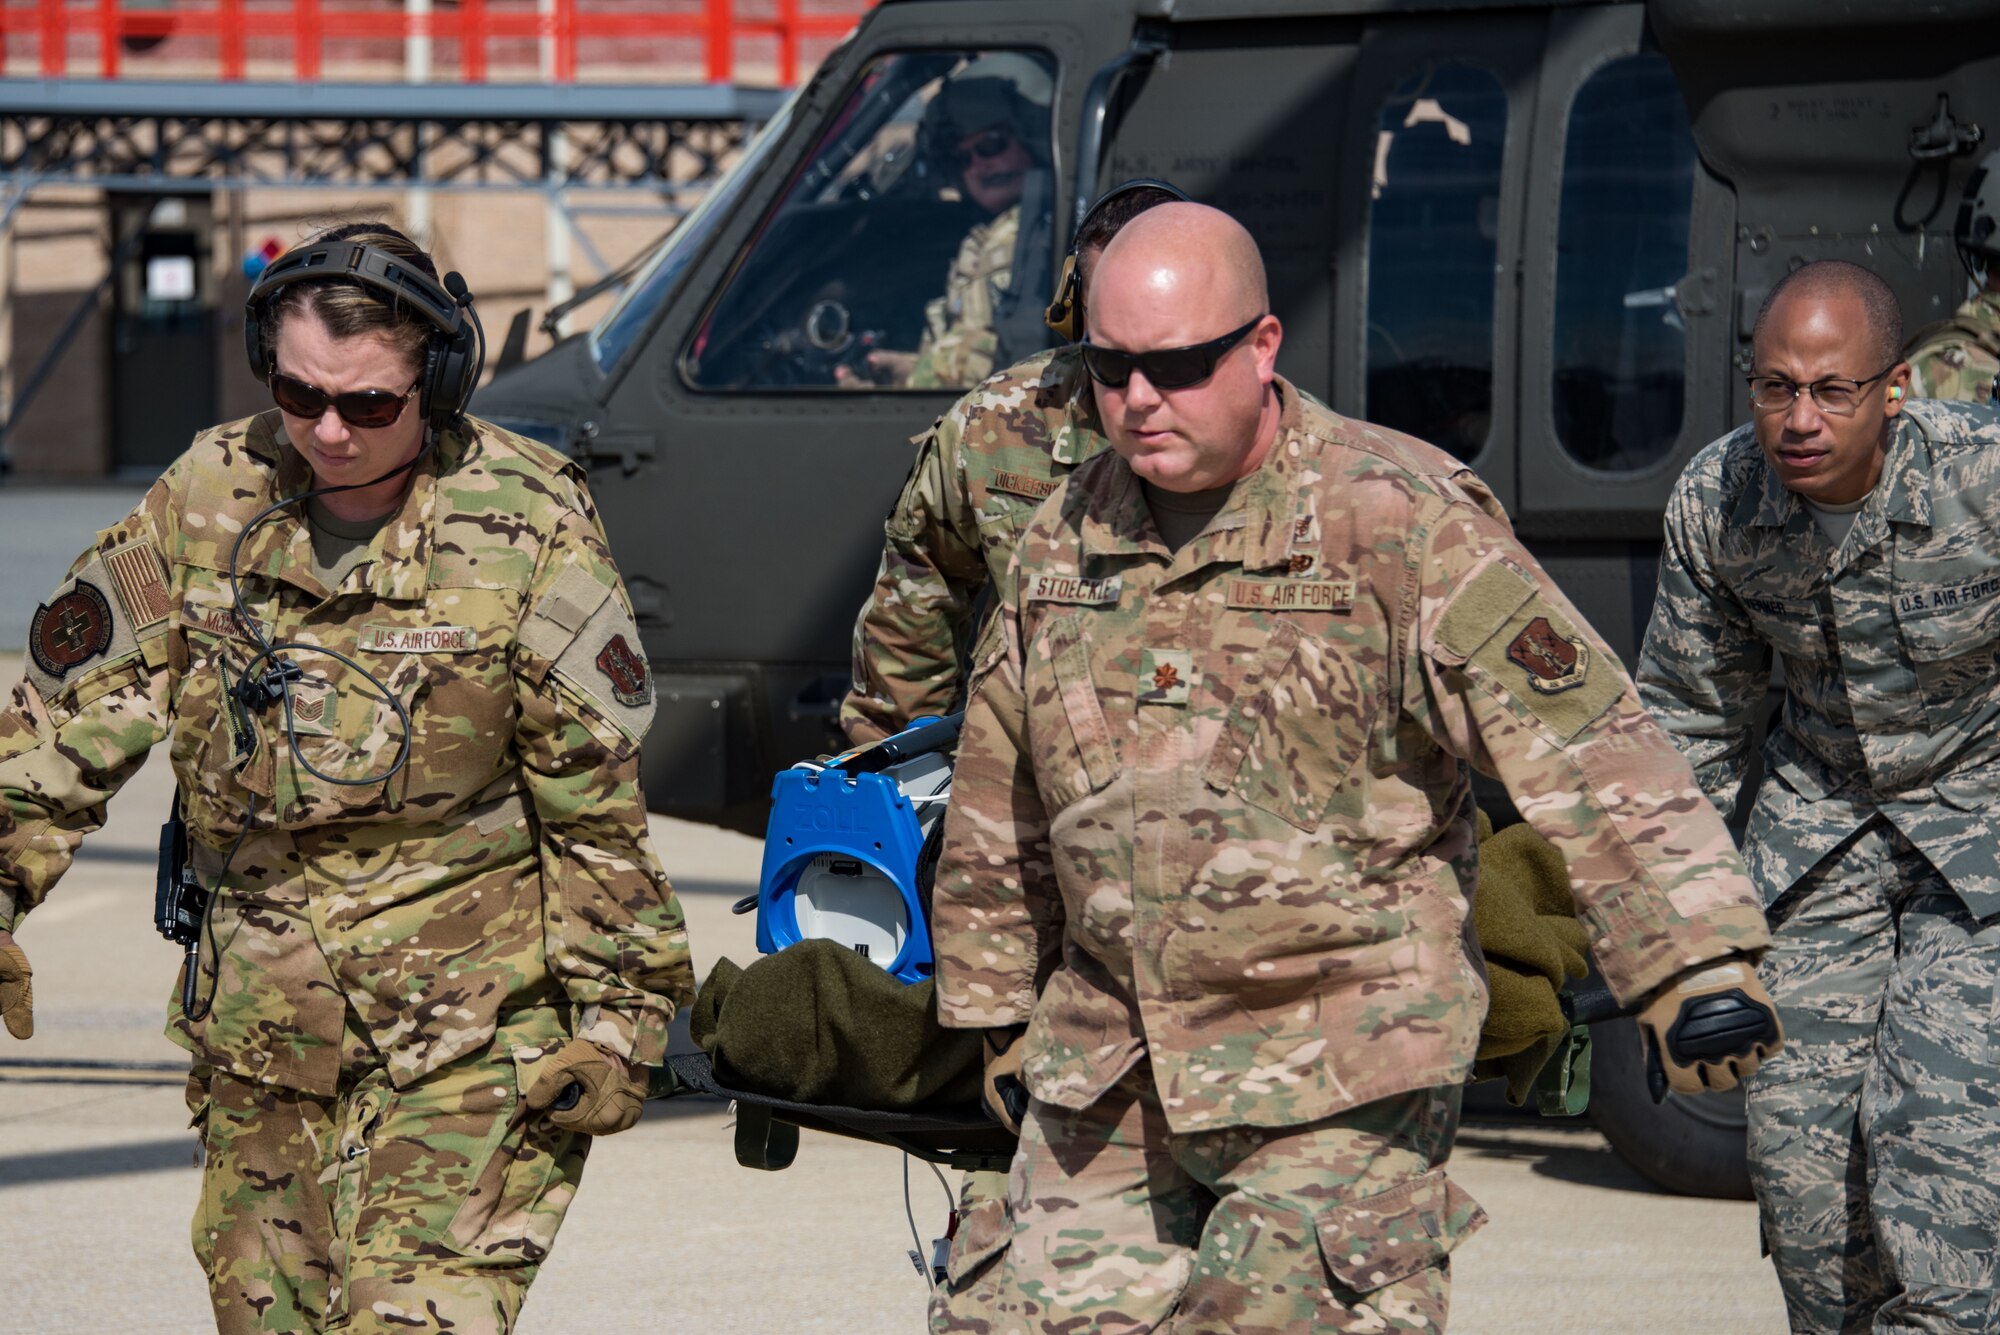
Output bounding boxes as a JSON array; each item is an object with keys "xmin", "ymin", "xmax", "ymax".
[
  {"xmin": 186, "ymin": 1006, "xmax": 588, "ymax": 1334},
  {"xmin": 1748, "ymin": 818, "xmax": 2000, "ymax": 1334},
  {"xmin": 939, "ymin": 1062, "xmax": 1484, "ymax": 1335},
  {"xmin": 929, "ymin": 1169, "xmax": 1011, "ymax": 1333}
]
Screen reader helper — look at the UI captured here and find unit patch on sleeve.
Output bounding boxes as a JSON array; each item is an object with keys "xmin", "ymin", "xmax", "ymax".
[
  {"xmin": 595, "ymin": 634, "xmax": 653, "ymax": 707},
  {"xmin": 28, "ymin": 581, "xmax": 114, "ymax": 679},
  {"xmin": 1506, "ymin": 616, "xmax": 1588, "ymax": 694},
  {"xmin": 1026, "ymin": 573, "xmax": 1122, "ymax": 606}
]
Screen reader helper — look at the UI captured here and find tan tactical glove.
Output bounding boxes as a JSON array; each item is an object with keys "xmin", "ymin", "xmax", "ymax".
[
  {"xmin": 1637, "ymin": 956, "xmax": 1783, "ymax": 1098},
  {"xmin": 0, "ymin": 929, "xmax": 32, "ymax": 1040},
  {"xmin": 981, "ymin": 1026, "xmax": 1029, "ymax": 1136},
  {"xmin": 524, "ymin": 1039, "xmax": 647, "ymax": 1136}
]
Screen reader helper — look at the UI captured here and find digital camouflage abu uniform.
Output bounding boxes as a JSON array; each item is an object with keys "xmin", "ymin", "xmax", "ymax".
[
  {"xmin": 908, "ymin": 204, "xmax": 1020, "ymax": 391},
  {"xmin": 1904, "ymin": 287, "xmax": 2000, "ymax": 404},
  {"xmin": 933, "ymin": 381, "xmax": 1771, "ymax": 1333},
  {"xmin": 0, "ymin": 411, "xmax": 693, "ymax": 1334},
  {"xmin": 843, "ymin": 343, "xmax": 1102, "ymax": 745},
  {"xmin": 1637, "ymin": 399, "xmax": 2000, "ymax": 1335}
]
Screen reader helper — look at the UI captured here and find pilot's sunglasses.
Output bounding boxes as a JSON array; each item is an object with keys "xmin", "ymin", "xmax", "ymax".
[
  {"xmin": 269, "ymin": 371, "xmax": 419, "ymax": 429},
  {"xmin": 1081, "ymin": 316, "xmax": 1266, "ymax": 390},
  {"xmin": 949, "ymin": 130, "xmax": 1017, "ymax": 169}
]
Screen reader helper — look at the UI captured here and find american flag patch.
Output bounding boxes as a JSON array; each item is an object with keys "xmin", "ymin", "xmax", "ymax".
[{"xmin": 103, "ymin": 542, "xmax": 171, "ymax": 633}]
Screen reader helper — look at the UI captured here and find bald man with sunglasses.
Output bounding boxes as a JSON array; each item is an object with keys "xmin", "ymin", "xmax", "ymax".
[{"xmin": 928, "ymin": 203, "xmax": 1777, "ymax": 1333}]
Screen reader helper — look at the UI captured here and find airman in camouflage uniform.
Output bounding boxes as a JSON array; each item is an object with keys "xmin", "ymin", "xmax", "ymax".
[
  {"xmin": 933, "ymin": 204, "xmax": 1775, "ymax": 1333},
  {"xmin": 0, "ymin": 228, "xmax": 691, "ymax": 1334},
  {"xmin": 1906, "ymin": 147, "xmax": 2000, "ymax": 405},
  {"xmin": 1904, "ymin": 287, "xmax": 2000, "ymax": 404},
  {"xmin": 842, "ymin": 342, "xmax": 1099, "ymax": 745},
  {"xmin": 909, "ymin": 204, "xmax": 1022, "ymax": 391},
  {"xmin": 846, "ymin": 184, "xmax": 1192, "ymax": 1333},
  {"xmin": 1639, "ymin": 260, "xmax": 2000, "ymax": 1334}
]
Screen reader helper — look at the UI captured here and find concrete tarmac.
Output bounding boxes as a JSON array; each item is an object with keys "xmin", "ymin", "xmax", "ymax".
[{"xmin": 0, "ymin": 625, "xmax": 1791, "ymax": 1332}]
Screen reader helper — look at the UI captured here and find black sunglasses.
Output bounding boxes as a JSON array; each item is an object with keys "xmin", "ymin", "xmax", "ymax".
[
  {"xmin": 948, "ymin": 130, "xmax": 1018, "ymax": 171},
  {"xmin": 1080, "ymin": 316, "xmax": 1266, "ymax": 390},
  {"xmin": 270, "ymin": 371, "xmax": 419, "ymax": 429}
]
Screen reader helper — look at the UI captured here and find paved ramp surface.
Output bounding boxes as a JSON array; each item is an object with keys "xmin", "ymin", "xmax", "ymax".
[{"xmin": 0, "ymin": 648, "xmax": 1790, "ymax": 1333}]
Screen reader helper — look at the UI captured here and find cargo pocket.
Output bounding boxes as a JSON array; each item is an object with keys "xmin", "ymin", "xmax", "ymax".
[
  {"xmin": 187, "ymin": 1085, "xmax": 216, "ymax": 1272},
  {"xmin": 1742, "ymin": 596, "xmax": 1828, "ymax": 668},
  {"xmin": 943, "ymin": 1191, "xmax": 1011, "ymax": 1291},
  {"xmin": 1314, "ymin": 1170, "xmax": 1486, "ymax": 1299},
  {"xmin": 1897, "ymin": 594, "xmax": 2000, "ymax": 732},
  {"xmin": 1026, "ymin": 614, "xmax": 1120, "ymax": 810},
  {"xmin": 445, "ymin": 1046, "xmax": 584, "ymax": 1264},
  {"xmin": 1202, "ymin": 619, "xmax": 1374, "ymax": 832},
  {"xmin": 286, "ymin": 649, "xmax": 430, "ymax": 812}
]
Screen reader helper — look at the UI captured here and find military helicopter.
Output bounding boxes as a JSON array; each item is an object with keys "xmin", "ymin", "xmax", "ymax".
[{"xmin": 475, "ymin": 0, "xmax": 2000, "ymax": 1198}]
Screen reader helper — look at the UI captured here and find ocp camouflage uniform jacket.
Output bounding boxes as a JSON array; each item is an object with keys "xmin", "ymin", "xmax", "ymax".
[
  {"xmin": 932, "ymin": 382, "xmax": 1769, "ymax": 1132},
  {"xmin": 1905, "ymin": 289, "xmax": 2000, "ymax": 405},
  {"xmin": 841, "ymin": 345, "xmax": 1104, "ymax": 744},
  {"xmin": 0, "ymin": 411, "xmax": 694, "ymax": 1096},
  {"xmin": 1637, "ymin": 400, "xmax": 2000, "ymax": 911},
  {"xmin": 909, "ymin": 204, "xmax": 1020, "ymax": 391}
]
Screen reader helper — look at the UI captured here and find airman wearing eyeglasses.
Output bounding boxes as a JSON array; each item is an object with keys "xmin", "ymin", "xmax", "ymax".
[
  {"xmin": 1638, "ymin": 258, "xmax": 2000, "ymax": 1335},
  {"xmin": 929, "ymin": 202, "xmax": 1775, "ymax": 1334}
]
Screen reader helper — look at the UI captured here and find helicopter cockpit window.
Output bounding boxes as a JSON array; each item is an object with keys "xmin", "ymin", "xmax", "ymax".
[
  {"xmin": 683, "ymin": 49, "xmax": 1058, "ymax": 393},
  {"xmin": 1364, "ymin": 64, "xmax": 1507, "ymax": 463},
  {"xmin": 1552, "ymin": 51, "xmax": 1698, "ymax": 472}
]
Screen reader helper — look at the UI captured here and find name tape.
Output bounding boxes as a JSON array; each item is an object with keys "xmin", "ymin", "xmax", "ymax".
[
  {"xmin": 1027, "ymin": 574, "xmax": 1123, "ymax": 606},
  {"xmin": 1226, "ymin": 578, "xmax": 1355, "ymax": 612},
  {"xmin": 359, "ymin": 624, "xmax": 479, "ymax": 654}
]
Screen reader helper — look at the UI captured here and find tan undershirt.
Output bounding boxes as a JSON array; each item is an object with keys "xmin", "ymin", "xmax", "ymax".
[
  {"xmin": 1801, "ymin": 491, "xmax": 1870, "ymax": 549},
  {"xmin": 304, "ymin": 496, "xmax": 393, "ymax": 589},
  {"xmin": 1141, "ymin": 479, "xmax": 1237, "ymax": 554}
]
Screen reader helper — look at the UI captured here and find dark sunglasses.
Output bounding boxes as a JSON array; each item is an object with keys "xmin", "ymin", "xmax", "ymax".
[
  {"xmin": 270, "ymin": 371, "xmax": 419, "ymax": 429},
  {"xmin": 1080, "ymin": 316, "xmax": 1265, "ymax": 390},
  {"xmin": 949, "ymin": 130, "xmax": 1018, "ymax": 171}
]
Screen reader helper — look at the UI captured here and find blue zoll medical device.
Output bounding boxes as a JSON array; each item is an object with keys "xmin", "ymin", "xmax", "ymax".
[{"xmin": 754, "ymin": 714, "xmax": 960, "ymax": 985}]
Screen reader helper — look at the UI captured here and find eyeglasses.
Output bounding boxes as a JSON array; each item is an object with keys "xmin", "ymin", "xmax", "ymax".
[
  {"xmin": 1080, "ymin": 317, "xmax": 1265, "ymax": 390},
  {"xmin": 270, "ymin": 371, "xmax": 419, "ymax": 429},
  {"xmin": 1745, "ymin": 365, "xmax": 1898, "ymax": 417},
  {"xmin": 948, "ymin": 130, "xmax": 1018, "ymax": 171}
]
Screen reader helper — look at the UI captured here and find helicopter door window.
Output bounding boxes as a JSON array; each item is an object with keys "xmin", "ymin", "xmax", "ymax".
[
  {"xmin": 1551, "ymin": 51, "xmax": 1699, "ymax": 472},
  {"xmin": 682, "ymin": 49, "xmax": 1058, "ymax": 393},
  {"xmin": 1364, "ymin": 64, "xmax": 1508, "ymax": 463}
]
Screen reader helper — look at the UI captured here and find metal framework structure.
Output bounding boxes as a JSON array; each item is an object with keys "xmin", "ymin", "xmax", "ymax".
[
  {"xmin": 0, "ymin": 0, "xmax": 871, "ymax": 86},
  {"xmin": 0, "ymin": 80, "xmax": 788, "ymax": 195}
]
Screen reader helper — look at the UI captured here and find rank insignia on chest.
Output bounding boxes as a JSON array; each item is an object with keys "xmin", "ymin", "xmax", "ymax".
[
  {"xmin": 1027, "ymin": 573, "xmax": 1123, "ymax": 606},
  {"xmin": 991, "ymin": 471, "xmax": 1059, "ymax": 501},
  {"xmin": 1138, "ymin": 648, "xmax": 1193, "ymax": 706},
  {"xmin": 1227, "ymin": 578, "xmax": 1355, "ymax": 613},
  {"xmin": 596, "ymin": 634, "xmax": 653, "ymax": 708},
  {"xmin": 358, "ymin": 624, "xmax": 478, "ymax": 654},
  {"xmin": 1507, "ymin": 616, "xmax": 1589, "ymax": 694},
  {"xmin": 29, "ymin": 581, "xmax": 113, "ymax": 679}
]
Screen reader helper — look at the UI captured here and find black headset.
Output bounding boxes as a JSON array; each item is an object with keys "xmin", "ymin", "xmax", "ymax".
[
  {"xmin": 243, "ymin": 239, "xmax": 483, "ymax": 434},
  {"xmin": 1043, "ymin": 177, "xmax": 1192, "ymax": 343}
]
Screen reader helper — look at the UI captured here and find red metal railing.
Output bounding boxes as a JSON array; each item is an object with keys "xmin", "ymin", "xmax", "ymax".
[{"xmin": 4, "ymin": 0, "xmax": 873, "ymax": 84}]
